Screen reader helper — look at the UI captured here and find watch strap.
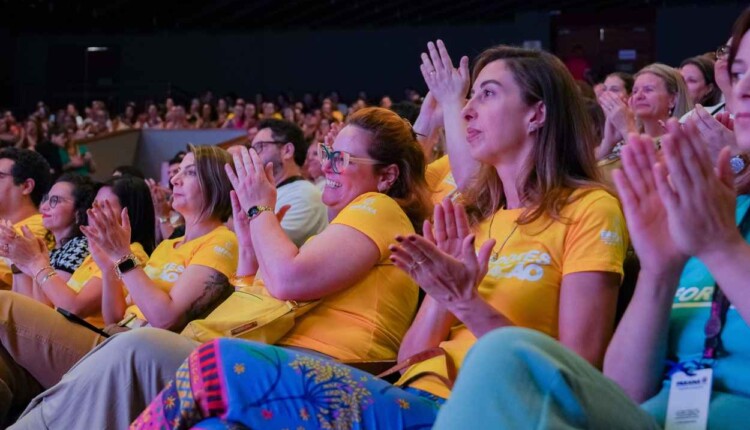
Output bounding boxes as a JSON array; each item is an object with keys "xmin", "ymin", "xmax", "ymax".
[{"xmin": 247, "ymin": 205, "xmax": 274, "ymax": 220}]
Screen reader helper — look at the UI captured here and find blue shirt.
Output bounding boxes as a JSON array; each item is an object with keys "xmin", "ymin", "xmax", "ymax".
[{"xmin": 667, "ymin": 194, "xmax": 750, "ymax": 396}]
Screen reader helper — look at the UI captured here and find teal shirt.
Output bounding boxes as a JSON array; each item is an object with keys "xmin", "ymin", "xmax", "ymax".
[
  {"xmin": 667, "ymin": 194, "xmax": 750, "ymax": 396},
  {"xmin": 59, "ymin": 145, "xmax": 90, "ymax": 176}
]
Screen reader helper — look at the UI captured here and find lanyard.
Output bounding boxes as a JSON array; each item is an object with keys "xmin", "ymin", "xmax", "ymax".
[{"xmin": 702, "ymin": 201, "xmax": 750, "ymax": 359}]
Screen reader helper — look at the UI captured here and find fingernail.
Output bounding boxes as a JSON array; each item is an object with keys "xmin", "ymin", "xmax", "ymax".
[
  {"xmin": 389, "ymin": 257, "xmax": 396, "ymax": 263},
  {"xmin": 395, "ymin": 236, "xmax": 403, "ymax": 242},
  {"xmin": 388, "ymin": 245, "xmax": 397, "ymax": 251},
  {"xmin": 408, "ymin": 236, "xmax": 417, "ymax": 242}
]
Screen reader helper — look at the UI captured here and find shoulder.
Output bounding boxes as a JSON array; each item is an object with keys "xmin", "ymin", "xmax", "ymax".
[
  {"xmin": 562, "ymin": 188, "xmax": 622, "ymax": 220},
  {"xmin": 336, "ymin": 192, "xmax": 403, "ymax": 219}
]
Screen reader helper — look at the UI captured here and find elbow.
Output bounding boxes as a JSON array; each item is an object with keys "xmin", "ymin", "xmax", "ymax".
[{"xmin": 263, "ymin": 268, "xmax": 312, "ymax": 302}]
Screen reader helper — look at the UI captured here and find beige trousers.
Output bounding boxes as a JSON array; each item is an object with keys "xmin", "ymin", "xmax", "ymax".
[{"xmin": 0, "ymin": 291, "xmax": 104, "ymax": 426}]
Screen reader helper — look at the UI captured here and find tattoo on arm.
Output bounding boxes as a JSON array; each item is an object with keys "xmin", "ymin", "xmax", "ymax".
[{"xmin": 184, "ymin": 272, "xmax": 233, "ymax": 326}]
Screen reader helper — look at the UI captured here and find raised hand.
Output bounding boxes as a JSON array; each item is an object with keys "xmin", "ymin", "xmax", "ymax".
[
  {"xmin": 224, "ymin": 146, "xmax": 277, "ymax": 213},
  {"xmin": 420, "ymin": 40, "xmax": 470, "ymax": 108},
  {"xmin": 146, "ymin": 178, "xmax": 172, "ymax": 219},
  {"xmin": 689, "ymin": 104, "xmax": 738, "ymax": 163},
  {"xmin": 80, "ymin": 200, "xmax": 132, "ymax": 265},
  {"xmin": 612, "ymin": 134, "xmax": 688, "ymax": 274},
  {"xmin": 599, "ymin": 91, "xmax": 637, "ymax": 137},
  {"xmin": 653, "ymin": 118, "xmax": 740, "ymax": 260}
]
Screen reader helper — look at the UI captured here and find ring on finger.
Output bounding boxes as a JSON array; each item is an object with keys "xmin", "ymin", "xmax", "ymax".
[{"xmin": 415, "ymin": 257, "xmax": 428, "ymax": 264}]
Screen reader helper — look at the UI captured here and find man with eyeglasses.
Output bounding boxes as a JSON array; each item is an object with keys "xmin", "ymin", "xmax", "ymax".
[
  {"xmin": 0, "ymin": 148, "xmax": 53, "ymax": 289},
  {"xmin": 246, "ymin": 119, "xmax": 327, "ymax": 247}
]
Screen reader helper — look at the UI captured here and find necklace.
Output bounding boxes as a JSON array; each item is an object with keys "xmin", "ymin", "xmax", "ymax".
[{"xmin": 488, "ymin": 212, "xmax": 519, "ymax": 262}]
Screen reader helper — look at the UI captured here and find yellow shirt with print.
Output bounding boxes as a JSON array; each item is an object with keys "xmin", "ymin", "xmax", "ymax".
[
  {"xmin": 129, "ymin": 226, "xmax": 238, "ymax": 321},
  {"xmin": 398, "ymin": 188, "xmax": 628, "ymax": 398},
  {"xmin": 263, "ymin": 192, "xmax": 419, "ymax": 361},
  {"xmin": 426, "ymin": 155, "xmax": 458, "ymax": 205},
  {"xmin": 67, "ymin": 242, "xmax": 149, "ymax": 328},
  {"xmin": 0, "ymin": 213, "xmax": 52, "ymax": 289}
]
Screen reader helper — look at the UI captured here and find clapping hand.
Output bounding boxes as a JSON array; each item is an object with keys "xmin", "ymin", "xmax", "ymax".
[
  {"xmin": 224, "ymin": 146, "xmax": 277, "ymax": 213},
  {"xmin": 80, "ymin": 200, "xmax": 132, "ymax": 266},
  {"xmin": 389, "ymin": 199, "xmax": 495, "ymax": 307},
  {"xmin": 420, "ymin": 40, "xmax": 470, "ymax": 108}
]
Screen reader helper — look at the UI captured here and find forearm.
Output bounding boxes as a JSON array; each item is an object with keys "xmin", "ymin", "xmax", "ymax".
[
  {"xmin": 604, "ymin": 269, "xmax": 681, "ymax": 402},
  {"xmin": 121, "ymin": 268, "xmax": 183, "ymax": 329},
  {"xmin": 158, "ymin": 222, "xmax": 176, "ymax": 242},
  {"xmin": 249, "ymin": 212, "xmax": 301, "ymax": 296},
  {"xmin": 236, "ymin": 245, "xmax": 258, "ymax": 277},
  {"xmin": 39, "ymin": 275, "xmax": 92, "ymax": 316},
  {"xmin": 449, "ymin": 295, "xmax": 513, "ymax": 339},
  {"xmin": 101, "ymin": 269, "xmax": 128, "ymax": 325},
  {"xmin": 442, "ymin": 103, "xmax": 478, "ymax": 191},
  {"xmin": 398, "ymin": 296, "xmax": 456, "ymax": 363},
  {"xmin": 698, "ymin": 238, "xmax": 750, "ymax": 324}
]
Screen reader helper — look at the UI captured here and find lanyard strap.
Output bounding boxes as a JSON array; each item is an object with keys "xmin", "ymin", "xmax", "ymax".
[{"xmin": 702, "ymin": 200, "xmax": 750, "ymax": 359}]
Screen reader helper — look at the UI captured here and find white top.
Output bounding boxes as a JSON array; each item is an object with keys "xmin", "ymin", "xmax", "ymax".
[{"xmin": 276, "ymin": 179, "xmax": 328, "ymax": 247}]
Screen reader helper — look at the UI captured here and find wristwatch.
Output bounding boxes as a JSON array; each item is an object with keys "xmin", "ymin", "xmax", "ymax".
[
  {"xmin": 730, "ymin": 154, "xmax": 749, "ymax": 175},
  {"xmin": 247, "ymin": 205, "xmax": 273, "ymax": 220},
  {"xmin": 114, "ymin": 253, "xmax": 140, "ymax": 279}
]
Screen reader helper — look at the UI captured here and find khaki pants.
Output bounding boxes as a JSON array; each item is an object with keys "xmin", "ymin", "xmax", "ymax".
[
  {"xmin": 13, "ymin": 328, "xmax": 197, "ymax": 430},
  {"xmin": 0, "ymin": 291, "xmax": 104, "ymax": 425}
]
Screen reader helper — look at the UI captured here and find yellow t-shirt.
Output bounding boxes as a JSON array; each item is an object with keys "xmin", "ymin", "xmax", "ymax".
[
  {"xmin": 67, "ymin": 242, "xmax": 149, "ymax": 327},
  {"xmin": 129, "ymin": 226, "xmax": 238, "ymax": 320},
  {"xmin": 263, "ymin": 192, "xmax": 419, "ymax": 361},
  {"xmin": 0, "ymin": 213, "xmax": 52, "ymax": 288},
  {"xmin": 426, "ymin": 155, "xmax": 458, "ymax": 205},
  {"xmin": 398, "ymin": 188, "xmax": 628, "ymax": 398}
]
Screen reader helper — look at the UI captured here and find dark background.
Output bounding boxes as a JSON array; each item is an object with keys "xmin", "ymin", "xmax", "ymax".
[{"xmin": 0, "ymin": 1, "xmax": 746, "ymax": 113}]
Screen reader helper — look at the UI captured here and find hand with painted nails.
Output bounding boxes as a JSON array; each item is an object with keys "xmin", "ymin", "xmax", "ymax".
[
  {"xmin": 389, "ymin": 199, "xmax": 495, "ymax": 308},
  {"xmin": 653, "ymin": 118, "xmax": 740, "ymax": 260},
  {"xmin": 224, "ymin": 145, "xmax": 277, "ymax": 213},
  {"xmin": 80, "ymin": 200, "xmax": 132, "ymax": 265},
  {"xmin": 420, "ymin": 40, "xmax": 470, "ymax": 109},
  {"xmin": 612, "ymin": 133, "xmax": 688, "ymax": 275}
]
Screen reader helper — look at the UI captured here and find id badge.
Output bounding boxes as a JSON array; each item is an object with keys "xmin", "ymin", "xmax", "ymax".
[{"xmin": 665, "ymin": 368, "xmax": 713, "ymax": 430}]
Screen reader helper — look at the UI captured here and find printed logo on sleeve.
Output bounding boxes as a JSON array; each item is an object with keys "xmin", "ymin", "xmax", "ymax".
[
  {"xmin": 213, "ymin": 241, "xmax": 235, "ymax": 259},
  {"xmin": 600, "ymin": 229, "xmax": 622, "ymax": 246},
  {"xmin": 349, "ymin": 197, "xmax": 377, "ymax": 215}
]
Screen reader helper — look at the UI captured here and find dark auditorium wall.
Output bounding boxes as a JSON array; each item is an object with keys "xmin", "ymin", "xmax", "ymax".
[
  {"xmin": 5, "ymin": 3, "xmax": 747, "ymax": 111},
  {"xmin": 10, "ymin": 11, "xmax": 549, "ymax": 110}
]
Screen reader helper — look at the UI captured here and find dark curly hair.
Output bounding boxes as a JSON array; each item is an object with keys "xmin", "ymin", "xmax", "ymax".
[{"xmin": 0, "ymin": 147, "xmax": 52, "ymax": 207}]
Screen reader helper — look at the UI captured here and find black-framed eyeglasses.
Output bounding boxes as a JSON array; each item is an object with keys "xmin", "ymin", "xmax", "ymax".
[
  {"xmin": 41, "ymin": 194, "xmax": 71, "ymax": 209},
  {"xmin": 251, "ymin": 140, "xmax": 286, "ymax": 154},
  {"xmin": 716, "ymin": 45, "xmax": 730, "ymax": 61},
  {"xmin": 317, "ymin": 143, "xmax": 383, "ymax": 174}
]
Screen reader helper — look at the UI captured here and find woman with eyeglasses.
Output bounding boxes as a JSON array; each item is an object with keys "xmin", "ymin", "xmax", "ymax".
[
  {"xmin": 2, "ymin": 173, "xmax": 96, "ymax": 299},
  {"xmin": 121, "ymin": 41, "xmax": 628, "ymax": 429},
  {"xmin": 0, "ymin": 175, "xmax": 155, "ymax": 426},
  {"xmin": 9, "ymin": 108, "xmax": 432, "ymax": 429}
]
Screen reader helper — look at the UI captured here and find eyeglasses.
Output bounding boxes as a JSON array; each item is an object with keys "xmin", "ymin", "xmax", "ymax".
[
  {"xmin": 250, "ymin": 140, "xmax": 286, "ymax": 154},
  {"xmin": 41, "ymin": 194, "xmax": 71, "ymax": 209},
  {"xmin": 716, "ymin": 45, "xmax": 730, "ymax": 61},
  {"xmin": 317, "ymin": 143, "xmax": 382, "ymax": 174}
]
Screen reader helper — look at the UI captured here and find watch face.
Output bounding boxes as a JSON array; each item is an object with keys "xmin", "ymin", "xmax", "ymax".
[
  {"xmin": 731, "ymin": 156, "xmax": 746, "ymax": 174},
  {"xmin": 247, "ymin": 206, "xmax": 260, "ymax": 218},
  {"xmin": 118, "ymin": 258, "xmax": 137, "ymax": 273}
]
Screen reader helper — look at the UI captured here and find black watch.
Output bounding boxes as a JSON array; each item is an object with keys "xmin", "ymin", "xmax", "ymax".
[
  {"xmin": 114, "ymin": 254, "xmax": 140, "ymax": 279},
  {"xmin": 246, "ymin": 205, "xmax": 273, "ymax": 220}
]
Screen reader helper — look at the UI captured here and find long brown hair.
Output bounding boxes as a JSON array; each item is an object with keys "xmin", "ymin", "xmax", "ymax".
[
  {"xmin": 346, "ymin": 107, "xmax": 431, "ymax": 233},
  {"xmin": 189, "ymin": 144, "xmax": 233, "ymax": 222},
  {"xmin": 461, "ymin": 45, "xmax": 602, "ymax": 226}
]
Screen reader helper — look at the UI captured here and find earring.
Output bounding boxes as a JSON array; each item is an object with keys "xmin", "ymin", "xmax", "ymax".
[{"xmin": 528, "ymin": 124, "xmax": 538, "ymax": 133}]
